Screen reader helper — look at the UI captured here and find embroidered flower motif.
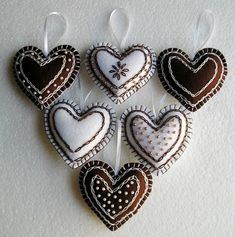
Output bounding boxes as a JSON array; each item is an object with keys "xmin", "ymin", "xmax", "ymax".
[{"xmin": 109, "ymin": 61, "xmax": 129, "ymax": 80}]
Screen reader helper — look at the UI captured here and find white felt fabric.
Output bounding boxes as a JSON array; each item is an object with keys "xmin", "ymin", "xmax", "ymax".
[
  {"xmin": 124, "ymin": 110, "xmax": 188, "ymax": 169},
  {"xmin": 97, "ymin": 50, "xmax": 146, "ymax": 86},
  {"xmin": 1, "ymin": 1, "xmax": 235, "ymax": 237},
  {"xmin": 54, "ymin": 108, "xmax": 103, "ymax": 152},
  {"xmin": 47, "ymin": 102, "xmax": 112, "ymax": 163}
]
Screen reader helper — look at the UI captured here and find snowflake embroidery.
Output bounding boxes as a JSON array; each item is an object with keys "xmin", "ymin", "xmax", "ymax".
[{"xmin": 109, "ymin": 61, "xmax": 129, "ymax": 80}]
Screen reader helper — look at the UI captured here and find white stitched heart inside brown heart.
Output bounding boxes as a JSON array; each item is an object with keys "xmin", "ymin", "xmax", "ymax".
[
  {"xmin": 86, "ymin": 43, "xmax": 157, "ymax": 104},
  {"xmin": 121, "ymin": 105, "xmax": 192, "ymax": 175},
  {"xmin": 44, "ymin": 100, "xmax": 116, "ymax": 168}
]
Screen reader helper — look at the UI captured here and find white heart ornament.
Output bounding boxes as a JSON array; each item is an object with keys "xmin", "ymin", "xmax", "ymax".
[
  {"xmin": 44, "ymin": 100, "xmax": 116, "ymax": 168},
  {"xmin": 121, "ymin": 105, "xmax": 192, "ymax": 175},
  {"xmin": 86, "ymin": 43, "xmax": 157, "ymax": 104}
]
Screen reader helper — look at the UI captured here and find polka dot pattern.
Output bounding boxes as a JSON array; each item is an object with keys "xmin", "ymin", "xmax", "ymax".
[
  {"xmin": 121, "ymin": 105, "xmax": 192, "ymax": 175},
  {"xmin": 132, "ymin": 116, "xmax": 180, "ymax": 161},
  {"xmin": 79, "ymin": 161, "xmax": 153, "ymax": 231},
  {"xmin": 13, "ymin": 45, "xmax": 80, "ymax": 110},
  {"xmin": 93, "ymin": 177, "xmax": 138, "ymax": 217}
]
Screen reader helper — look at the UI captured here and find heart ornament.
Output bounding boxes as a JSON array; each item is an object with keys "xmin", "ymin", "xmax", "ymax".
[
  {"xmin": 79, "ymin": 160, "xmax": 152, "ymax": 231},
  {"xmin": 86, "ymin": 43, "xmax": 157, "ymax": 104},
  {"xmin": 121, "ymin": 104, "xmax": 192, "ymax": 175},
  {"xmin": 157, "ymin": 48, "xmax": 227, "ymax": 111},
  {"xmin": 44, "ymin": 100, "xmax": 116, "ymax": 168},
  {"xmin": 14, "ymin": 45, "xmax": 80, "ymax": 110}
]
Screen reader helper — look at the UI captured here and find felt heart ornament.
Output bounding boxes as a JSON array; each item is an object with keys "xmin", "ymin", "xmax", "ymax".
[
  {"xmin": 157, "ymin": 48, "xmax": 227, "ymax": 112},
  {"xmin": 44, "ymin": 100, "xmax": 116, "ymax": 168},
  {"xmin": 79, "ymin": 160, "xmax": 152, "ymax": 231},
  {"xmin": 121, "ymin": 104, "xmax": 192, "ymax": 175},
  {"xmin": 85, "ymin": 43, "xmax": 157, "ymax": 104},
  {"xmin": 14, "ymin": 45, "xmax": 80, "ymax": 110}
]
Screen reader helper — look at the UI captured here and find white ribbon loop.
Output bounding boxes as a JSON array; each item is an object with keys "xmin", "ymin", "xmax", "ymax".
[
  {"xmin": 77, "ymin": 78, "xmax": 92, "ymax": 111},
  {"xmin": 109, "ymin": 8, "xmax": 130, "ymax": 49},
  {"xmin": 193, "ymin": 9, "xmax": 215, "ymax": 55},
  {"xmin": 152, "ymin": 92, "xmax": 167, "ymax": 118},
  {"xmin": 114, "ymin": 119, "xmax": 122, "ymax": 175},
  {"xmin": 43, "ymin": 12, "xmax": 67, "ymax": 56}
]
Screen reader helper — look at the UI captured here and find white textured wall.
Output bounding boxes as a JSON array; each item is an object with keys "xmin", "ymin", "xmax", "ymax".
[{"xmin": 0, "ymin": 0, "xmax": 234, "ymax": 236}]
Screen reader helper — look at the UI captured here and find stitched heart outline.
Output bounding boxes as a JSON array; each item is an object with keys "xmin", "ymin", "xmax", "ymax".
[
  {"xmin": 85, "ymin": 43, "xmax": 157, "ymax": 104},
  {"xmin": 79, "ymin": 160, "xmax": 152, "ymax": 231},
  {"xmin": 44, "ymin": 100, "xmax": 116, "ymax": 168},
  {"xmin": 121, "ymin": 104, "xmax": 192, "ymax": 175},
  {"xmin": 157, "ymin": 48, "xmax": 227, "ymax": 112},
  {"xmin": 14, "ymin": 45, "xmax": 80, "ymax": 110}
]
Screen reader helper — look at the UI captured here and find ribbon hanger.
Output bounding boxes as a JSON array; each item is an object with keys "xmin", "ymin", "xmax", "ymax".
[
  {"xmin": 43, "ymin": 12, "xmax": 67, "ymax": 56},
  {"xmin": 192, "ymin": 9, "xmax": 215, "ymax": 57},
  {"xmin": 109, "ymin": 8, "xmax": 130, "ymax": 50}
]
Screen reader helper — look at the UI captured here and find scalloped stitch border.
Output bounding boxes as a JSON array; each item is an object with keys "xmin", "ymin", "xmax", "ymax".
[
  {"xmin": 79, "ymin": 160, "xmax": 152, "ymax": 231},
  {"xmin": 85, "ymin": 42, "xmax": 157, "ymax": 104},
  {"xmin": 120, "ymin": 104, "xmax": 192, "ymax": 175},
  {"xmin": 44, "ymin": 99, "xmax": 116, "ymax": 168},
  {"xmin": 13, "ymin": 45, "xmax": 80, "ymax": 110},
  {"xmin": 157, "ymin": 48, "xmax": 228, "ymax": 112}
]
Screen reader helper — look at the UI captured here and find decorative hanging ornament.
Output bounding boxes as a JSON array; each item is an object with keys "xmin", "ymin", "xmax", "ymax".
[
  {"xmin": 86, "ymin": 43, "xmax": 156, "ymax": 104},
  {"xmin": 14, "ymin": 45, "xmax": 80, "ymax": 110},
  {"xmin": 13, "ymin": 13, "xmax": 80, "ymax": 110},
  {"xmin": 157, "ymin": 48, "xmax": 227, "ymax": 112},
  {"xmin": 157, "ymin": 10, "xmax": 228, "ymax": 112},
  {"xmin": 44, "ymin": 100, "xmax": 116, "ymax": 168},
  {"xmin": 121, "ymin": 104, "xmax": 192, "ymax": 175},
  {"xmin": 79, "ymin": 160, "xmax": 152, "ymax": 231},
  {"xmin": 85, "ymin": 9, "xmax": 156, "ymax": 104}
]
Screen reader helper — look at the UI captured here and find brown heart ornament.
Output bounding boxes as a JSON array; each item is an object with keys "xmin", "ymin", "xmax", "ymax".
[
  {"xmin": 14, "ymin": 45, "xmax": 80, "ymax": 110},
  {"xmin": 86, "ymin": 43, "xmax": 157, "ymax": 104},
  {"xmin": 157, "ymin": 48, "xmax": 227, "ymax": 111},
  {"xmin": 121, "ymin": 105, "xmax": 192, "ymax": 175},
  {"xmin": 79, "ymin": 160, "xmax": 152, "ymax": 231}
]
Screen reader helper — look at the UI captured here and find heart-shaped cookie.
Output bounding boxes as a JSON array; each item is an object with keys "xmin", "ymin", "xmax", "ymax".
[
  {"xmin": 44, "ymin": 100, "xmax": 116, "ymax": 168},
  {"xmin": 86, "ymin": 43, "xmax": 157, "ymax": 104},
  {"xmin": 157, "ymin": 48, "xmax": 227, "ymax": 111},
  {"xmin": 14, "ymin": 45, "xmax": 80, "ymax": 110},
  {"xmin": 121, "ymin": 105, "xmax": 192, "ymax": 175},
  {"xmin": 79, "ymin": 160, "xmax": 152, "ymax": 231}
]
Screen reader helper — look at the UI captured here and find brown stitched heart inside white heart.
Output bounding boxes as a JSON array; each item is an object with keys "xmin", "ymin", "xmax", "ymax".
[
  {"xmin": 53, "ymin": 107, "xmax": 104, "ymax": 152},
  {"xmin": 44, "ymin": 100, "xmax": 116, "ymax": 168}
]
